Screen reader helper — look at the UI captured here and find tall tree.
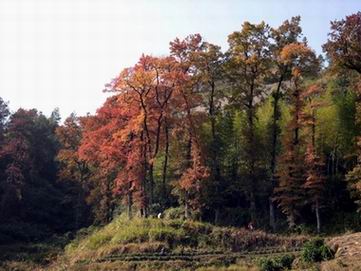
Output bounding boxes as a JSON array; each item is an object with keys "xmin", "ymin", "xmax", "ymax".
[
  {"xmin": 79, "ymin": 96, "xmax": 140, "ymax": 221},
  {"xmin": 190, "ymin": 41, "xmax": 225, "ymax": 223},
  {"xmin": 323, "ymin": 12, "xmax": 361, "ymax": 74},
  {"xmin": 324, "ymin": 13, "xmax": 361, "ymax": 210},
  {"xmin": 226, "ymin": 21, "xmax": 272, "ymax": 222},
  {"xmin": 170, "ymin": 34, "xmax": 210, "ymax": 219},
  {"xmin": 267, "ymin": 16, "xmax": 303, "ymax": 231},
  {"xmin": 302, "ymin": 83, "xmax": 326, "ymax": 233},
  {"xmin": 274, "ymin": 42, "xmax": 319, "ymax": 228}
]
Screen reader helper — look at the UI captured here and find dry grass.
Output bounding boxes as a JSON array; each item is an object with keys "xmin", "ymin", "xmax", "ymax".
[
  {"xmin": 55, "ymin": 216, "xmax": 307, "ymax": 270},
  {"xmin": 0, "ymin": 261, "xmax": 45, "ymax": 271},
  {"xmin": 320, "ymin": 232, "xmax": 361, "ymax": 270}
]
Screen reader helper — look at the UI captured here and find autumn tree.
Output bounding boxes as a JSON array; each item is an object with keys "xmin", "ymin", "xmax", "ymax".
[
  {"xmin": 266, "ymin": 16, "xmax": 304, "ymax": 230},
  {"xmin": 79, "ymin": 97, "xmax": 137, "ymax": 221},
  {"xmin": 226, "ymin": 21, "xmax": 272, "ymax": 222},
  {"xmin": 56, "ymin": 113, "xmax": 91, "ymax": 227},
  {"xmin": 113, "ymin": 55, "xmax": 186, "ymax": 215},
  {"xmin": 185, "ymin": 40, "xmax": 225, "ymax": 223},
  {"xmin": 302, "ymin": 83, "xmax": 326, "ymax": 233},
  {"xmin": 323, "ymin": 12, "xmax": 361, "ymax": 74},
  {"xmin": 80, "ymin": 55, "xmax": 189, "ymax": 219},
  {"xmin": 170, "ymin": 34, "xmax": 210, "ymax": 219},
  {"xmin": 274, "ymin": 42, "xmax": 319, "ymax": 228}
]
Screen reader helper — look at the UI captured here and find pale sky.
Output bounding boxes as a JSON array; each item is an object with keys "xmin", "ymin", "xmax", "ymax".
[{"xmin": 0, "ymin": 0, "xmax": 360, "ymax": 119}]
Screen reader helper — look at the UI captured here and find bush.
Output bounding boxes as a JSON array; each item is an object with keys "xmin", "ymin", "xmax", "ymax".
[
  {"xmin": 258, "ymin": 258, "xmax": 277, "ymax": 271},
  {"xmin": 163, "ymin": 207, "xmax": 185, "ymax": 220},
  {"xmin": 258, "ymin": 254, "xmax": 295, "ymax": 271},
  {"xmin": 301, "ymin": 238, "xmax": 334, "ymax": 263},
  {"xmin": 277, "ymin": 254, "xmax": 295, "ymax": 269}
]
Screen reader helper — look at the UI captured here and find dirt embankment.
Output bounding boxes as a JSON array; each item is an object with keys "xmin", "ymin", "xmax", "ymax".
[{"xmin": 322, "ymin": 232, "xmax": 361, "ymax": 270}]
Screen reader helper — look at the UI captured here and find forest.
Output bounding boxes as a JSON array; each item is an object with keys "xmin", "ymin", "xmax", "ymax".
[{"xmin": 1, "ymin": 11, "xmax": 361, "ymax": 271}]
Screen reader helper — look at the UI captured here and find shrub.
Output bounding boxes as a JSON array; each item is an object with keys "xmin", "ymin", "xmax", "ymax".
[
  {"xmin": 258, "ymin": 254, "xmax": 295, "ymax": 271},
  {"xmin": 163, "ymin": 207, "xmax": 185, "ymax": 220},
  {"xmin": 277, "ymin": 254, "xmax": 295, "ymax": 269},
  {"xmin": 301, "ymin": 238, "xmax": 334, "ymax": 263},
  {"xmin": 258, "ymin": 258, "xmax": 277, "ymax": 271}
]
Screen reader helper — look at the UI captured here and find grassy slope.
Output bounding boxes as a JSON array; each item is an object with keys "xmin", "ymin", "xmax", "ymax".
[
  {"xmin": 52, "ymin": 216, "xmax": 306, "ymax": 271},
  {"xmin": 3, "ymin": 218, "xmax": 360, "ymax": 270}
]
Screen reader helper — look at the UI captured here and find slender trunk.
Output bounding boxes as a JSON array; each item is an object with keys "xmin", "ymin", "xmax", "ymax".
[
  {"xmin": 316, "ymin": 199, "xmax": 321, "ymax": 234},
  {"xmin": 140, "ymin": 131, "xmax": 148, "ymax": 217},
  {"xmin": 250, "ymin": 192, "xmax": 256, "ymax": 222},
  {"xmin": 127, "ymin": 192, "xmax": 133, "ymax": 219},
  {"xmin": 106, "ymin": 180, "xmax": 113, "ymax": 223},
  {"xmin": 75, "ymin": 170, "xmax": 84, "ymax": 228},
  {"xmin": 269, "ymin": 73, "xmax": 284, "ymax": 231},
  {"xmin": 209, "ymin": 81, "xmax": 221, "ymax": 225},
  {"xmin": 288, "ymin": 212, "xmax": 296, "ymax": 229},
  {"xmin": 162, "ymin": 119, "xmax": 169, "ymax": 205},
  {"xmin": 184, "ymin": 137, "xmax": 192, "ymax": 219},
  {"xmin": 149, "ymin": 164, "xmax": 154, "ymax": 206},
  {"xmin": 293, "ymin": 80, "xmax": 301, "ymax": 145},
  {"xmin": 248, "ymin": 79, "xmax": 256, "ymax": 221},
  {"xmin": 127, "ymin": 181, "xmax": 133, "ymax": 219},
  {"xmin": 311, "ymin": 110, "xmax": 321, "ymax": 234},
  {"xmin": 209, "ymin": 81, "xmax": 216, "ymax": 140},
  {"xmin": 269, "ymin": 198, "xmax": 275, "ymax": 231}
]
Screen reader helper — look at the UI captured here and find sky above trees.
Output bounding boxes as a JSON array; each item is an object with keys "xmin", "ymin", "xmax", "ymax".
[{"xmin": 0, "ymin": 0, "xmax": 360, "ymax": 119}]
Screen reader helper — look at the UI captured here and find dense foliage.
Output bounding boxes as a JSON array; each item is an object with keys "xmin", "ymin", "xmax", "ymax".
[
  {"xmin": 1, "ymin": 13, "xmax": 361, "ymax": 242},
  {"xmin": 301, "ymin": 238, "xmax": 334, "ymax": 263}
]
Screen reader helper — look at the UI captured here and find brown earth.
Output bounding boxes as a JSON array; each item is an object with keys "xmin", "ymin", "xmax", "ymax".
[{"xmin": 321, "ymin": 232, "xmax": 361, "ymax": 271}]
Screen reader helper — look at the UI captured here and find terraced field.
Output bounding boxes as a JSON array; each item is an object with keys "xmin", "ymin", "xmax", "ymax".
[
  {"xmin": 60, "ymin": 246, "xmax": 301, "ymax": 271},
  {"xmin": 98, "ymin": 247, "xmax": 301, "ymax": 262}
]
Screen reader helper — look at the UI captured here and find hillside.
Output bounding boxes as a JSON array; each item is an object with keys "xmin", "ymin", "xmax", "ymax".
[
  {"xmin": 48, "ymin": 216, "xmax": 306, "ymax": 271},
  {"xmin": 3, "ymin": 217, "xmax": 361, "ymax": 270}
]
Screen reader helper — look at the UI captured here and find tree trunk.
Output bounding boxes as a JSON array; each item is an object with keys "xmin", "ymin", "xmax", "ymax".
[
  {"xmin": 162, "ymin": 119, "xmax": 169, "ymax": 206},
  {"xmin": 288, "ymin": 212, "xmax": 296, "ymax": 229},
  {"xmin": 209, "ymin": 81, "xmax": 222, "ymax": 225},
  {"xmin": 269, "ymin": 74, "xmax": 283, "ymax": 232},
  {"xmin": 247, "ymin": 79, "xmax": 258, "ymax": 222},
  {"xmin": 184, "ymin": 137, "xmax": 192, "ymax": 220},
  {"xmin": 316, "ymin": 200, "xmax": 321, "ymax": 234},
  {"xmin": 250, "ymin": 191, "xmax": 256, "ymax": 222},
  {"xmin": 127, "ymin": 189, "xmax": 133, "ymax": 220},
  {"xmin": 149, "ymin": 164, "xmax": 154, "ymax": 207},
  {"xmin": 269, "ymin": 197, "xmax": 276, "ymax": 231}
]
